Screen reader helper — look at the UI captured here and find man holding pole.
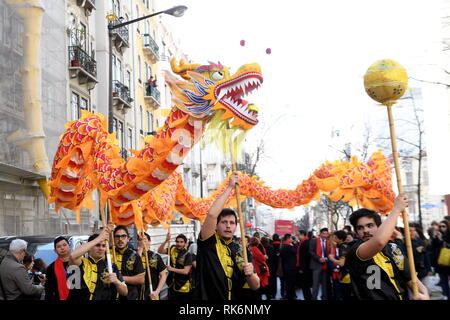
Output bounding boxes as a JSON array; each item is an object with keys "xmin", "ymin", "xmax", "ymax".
[
  {"xmin": 137, "ymin": 232, "xmax": 167, "ymax": 300},
  {"xmin": 112, "ymin": 226, "xmax": 145, "ymax": 300},
  {"xmin": 345, "ymin": 193, "xmax": 429, "ymax": 300},
  {"xmin": 68, "ymin": 223, "xmax": 128, "ymax": 300},
  {"xmin": 193, "ymin": 172, "xmax": 260, "ymax": 300}
]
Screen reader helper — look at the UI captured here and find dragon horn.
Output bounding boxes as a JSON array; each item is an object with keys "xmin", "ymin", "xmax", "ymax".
[{"xmin": 170, "ymin": 58, "xmax": 201, "ymax": 80}]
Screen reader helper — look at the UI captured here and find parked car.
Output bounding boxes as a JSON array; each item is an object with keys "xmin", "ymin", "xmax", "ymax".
[{"xmin": 0, "ymin": 235, "xmax": 89, "ymax": 266}]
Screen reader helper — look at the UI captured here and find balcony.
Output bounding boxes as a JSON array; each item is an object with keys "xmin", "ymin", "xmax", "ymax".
[
  {"xmin": 144, "ymin": 83, "xmax": 161, "ymax": 108},
  {"xmin": 113, "ymin": 80, "xmax": 133, "ymax": 113},
  {"xmin": 76, "ymin": 0, "xmax": 96, "ymax": 14},
  {"xmin": 68, "ymin": 46, "xmax": 98, "ymax": 89},
  {"xmin": 143, "ymin": 34, "xmax": 159, "ymax": 63},
  {"xmin": 109, "ymin": 20, "xmax": 129, "ymax": 53}
]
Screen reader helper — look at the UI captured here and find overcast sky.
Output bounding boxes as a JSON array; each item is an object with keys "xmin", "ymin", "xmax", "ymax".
[{"xmin": 159, "ymin": 0, "xmax": 450, "ymax": 219}]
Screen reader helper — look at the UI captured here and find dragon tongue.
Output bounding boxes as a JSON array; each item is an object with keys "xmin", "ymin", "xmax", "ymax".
[{"xmin": 240, "ymin": 99, "xmax": 248, "ymax": 107}]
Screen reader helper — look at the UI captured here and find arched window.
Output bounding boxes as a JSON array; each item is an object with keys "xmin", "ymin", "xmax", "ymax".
[
  {"xmin": 137, "ymin": 55, "xmax": 142, "ymax": 83},
  {"xmin": 140, "ymin": 106, "xmax": 144, "ymax": 134},
  {"xmin": 136, "ymin": 6, "xmax": 140, "ymax": 33}
]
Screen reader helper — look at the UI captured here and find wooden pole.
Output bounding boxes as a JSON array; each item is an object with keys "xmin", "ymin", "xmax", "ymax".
[
  {"xmin": 230, "ymin": 140, "xmax": 249, "ymax": 264},
  {"xmin": 99, "ymin": 206, "xmax": 113, "ymax": 274},
  {"xmin": 167, "ymin": 226, "xmax": 171, "ymax": 267},
  {"xmin": 139, "ymin": 231, "xmax": 154, "ymax": 299},
  {"xmin": 386, "ymin": 104, "xmax": 419, "ymax": 297},
  {"xmin": 107, "ymin": 199, "xmax": 117, "ymax": 265}
]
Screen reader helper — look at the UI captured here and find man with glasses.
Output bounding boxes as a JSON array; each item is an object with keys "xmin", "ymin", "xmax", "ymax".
[
  {"xmin": 112, "ymin": 225, "xmax": 145, "ymax": 300},
  {"xmin": 68, "ymin": 223, "xmax": 128, "ymax": 300},
  {"xmin": 0, "ymin": 239, "xmax": 45, "ymax": 300}
]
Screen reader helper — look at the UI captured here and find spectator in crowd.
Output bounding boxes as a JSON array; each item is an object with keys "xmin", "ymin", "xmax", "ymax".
[
  {"xmin": 309, "ymin": 228, "xmax": 330, "ymax": 300},
  {"xmin": 261, "ymin": 237, "xmax": 277, "ymax": 300},
  {"xmin": 409, "ymin": 224, "xmax": 430, "ymax": 280},
  {"xmin": 45, "ymin": 236, "xmax": 71, "ymax": 300},
  {"xmin": 345, "ymin": 232, "xmax": 356, "ymax": 244},
  {"xmin": 271, "ymin": 233, "xmax": 283, "ymax": 297},
  {"xmin": 280, "ymin": 233, "xmax": 297, "ymax": 300},
  {"xmin": 327, "ymin": 230, "xmax": 348, "ymax": 300},
  {"xmin": 296, "ymin": 230, "xmax": 312, "ymax": 300},
  {"xmin": 431, "ymin": 220, "xmax": 450, "ymax": 300},
  {"xmin": 0, "ymin": 239, "xmax": 45, "ymax": 300},
  {"xmin": 249, "ymin": 237, "xmax": 269, "ymax": 300},
  {"xmin": 343, "ymin": 225, "xmax": 353, "ymax": 234}
]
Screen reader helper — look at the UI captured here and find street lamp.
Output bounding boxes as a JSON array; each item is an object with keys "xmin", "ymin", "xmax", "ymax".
[{"xmin": 107, "ymin": 5, "xmax": 188, "ymax": 134}]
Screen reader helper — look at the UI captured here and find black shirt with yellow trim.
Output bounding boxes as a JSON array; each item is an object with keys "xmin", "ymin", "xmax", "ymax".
[
  {"xmin": 345, "ymin": 239, "xmax": 411, "ymax": 300},
  {"xmin": 140, "ymin": 250, "xmax": 167, "ymax": 300},
  {"xmin": 193, "ymin": 233, "xmax": 252, "ymax": 301},
  {"xmin": 112, "ymin": 246, "xmax": 145, "ymax": 300},
  {"xmin": 167, "ymin": 245, "xmax": 193, "ymax": 293},
  {"xmin": 67, "ymin": 256, "xmax": 124, "ymax": 301}
]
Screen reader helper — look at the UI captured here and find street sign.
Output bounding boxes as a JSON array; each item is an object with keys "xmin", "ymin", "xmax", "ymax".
[
  {"xmin": 421, "ymin": 203, "xmax": 441, "ymax": 209},
  {"xmin": 274, "ymin": 220, "xmax": 294, "ymax": 236}
]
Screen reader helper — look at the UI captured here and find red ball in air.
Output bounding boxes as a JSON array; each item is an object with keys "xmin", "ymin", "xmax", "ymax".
[
  {"xmin": 245, "ymin": 223, "xmax": 252, "ymax": 228},
  {"xmin": 240, "ymin": 40, "xmax": 246, "ymax": 46},
  {"xmin": 266, "ymin": 48, "xmax": 271, "ymax": 54}
]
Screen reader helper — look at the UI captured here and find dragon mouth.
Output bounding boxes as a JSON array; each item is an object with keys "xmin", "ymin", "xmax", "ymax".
[{"xmin": 214, "ymin": 72, "xmax": 263, "ymax": 125}]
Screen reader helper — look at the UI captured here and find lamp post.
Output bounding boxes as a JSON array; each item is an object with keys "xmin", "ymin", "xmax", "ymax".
[{"xmin": 107, "ymin": 5, "xmax": 188, "ymax": 134}]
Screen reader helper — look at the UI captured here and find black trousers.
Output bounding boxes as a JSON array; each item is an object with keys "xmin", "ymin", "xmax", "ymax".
[{"xmin": 284, "ymin": 269, "xmax": 297, "ymax": 300}]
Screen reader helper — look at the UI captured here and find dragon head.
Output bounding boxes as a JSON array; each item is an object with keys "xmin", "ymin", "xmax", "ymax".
[{"xmin": 168, "ymin": 58, "xmax": 263, "ymax": 130}]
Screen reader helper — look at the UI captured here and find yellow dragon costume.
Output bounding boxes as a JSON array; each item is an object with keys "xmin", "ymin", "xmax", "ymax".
[{"xmin": 48, "ymin": 59, "xmax": 395, "ymax": 228}]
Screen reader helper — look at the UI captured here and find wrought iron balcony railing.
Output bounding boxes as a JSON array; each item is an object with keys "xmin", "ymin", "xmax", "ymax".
[
  {"xmin": 113, "ymin": 80, "xmax": 133, "ymax": 105},
  {"xmin": 110, "ymin": 19, "xmax": 129, "ymax": 44},
  {"xmin": 145, "ymin": 83, "xmax": 160, "ymax": 104},
  {"xmin": 69, "ymin": 46, "xmax": 97, "ymax": 77},
  {"xmin": 143, "ymin": 33, "xmax": 160, "ymax": 58}
]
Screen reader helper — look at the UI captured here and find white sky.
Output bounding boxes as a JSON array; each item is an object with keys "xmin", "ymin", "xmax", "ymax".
[{"xmin": 159, "ymin": 0, "xmax": 450, "ymax": 219}]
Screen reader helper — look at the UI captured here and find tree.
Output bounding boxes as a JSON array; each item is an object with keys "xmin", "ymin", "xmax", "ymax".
[
  {"xmin": 317, "ymin": 194, "xmax": 353, "ymax": 231},
  {"xmin": 376, "ymin": 89, "xmax": 426, "ymax": 227},
  {"xmin": 295, "ymin": 210, "xmax": 311, "ymax": 233}
]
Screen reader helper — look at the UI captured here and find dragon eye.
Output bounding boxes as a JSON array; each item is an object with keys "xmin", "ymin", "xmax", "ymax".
[{"xmin": 211, "ymin": 71, "xmax": 224, "ymax": 81}]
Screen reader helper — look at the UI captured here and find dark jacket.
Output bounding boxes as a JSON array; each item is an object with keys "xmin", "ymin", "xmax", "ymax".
[
  {"xmin": 280, "ymin": 243, "xmax": 297, "ymax": 271},
  {"xmin": 0, "ymin": 252, "xmax": 44, "ymax": 300}
]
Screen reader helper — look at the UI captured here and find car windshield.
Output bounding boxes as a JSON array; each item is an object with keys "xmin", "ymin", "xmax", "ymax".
[{"xmin": 31, "ymin": 243, "xmax": 58, "ymax": 265}]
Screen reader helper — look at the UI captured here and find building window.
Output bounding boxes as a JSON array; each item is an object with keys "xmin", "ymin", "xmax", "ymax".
[
  {"xmin": 71, "ymin": 92, "xmax": 79, "ymax": 121},
  {"xmin": 112, "ymin": 54, "xmax": 117, "ymax": 81},
  {"xmin": 144, "ymin": 61, "xmax": 148, "ymax": 82},
  {"xmin": 71, "ymin": 92, "xmax": 89, "ymax": 120},
  {"xmin": 80, "ymin": 22, "xmax": 87, "ymax": 52},
  {"xmin": 140, "ymin": 106, "xmax": 144, "ymax": 135},
  {"xmin": 138, "ymin": 55, "xmax": 142, "ymax": 83},
  {"xmin": 147, "ymin": 111, "xmax": 153, "ymax": 133},
  {"xmin": 136, "ymin": 6, "xmax": 140, "ymax": 33},
  {"xmin": 117, "ymin": 57, "xmax": 122, "ymax": 83},
  {"xmin": 145, "ymin": 20, "xmax": 150, "ymax": 35},
  {"xmin": 128, "ymin": 127, "xmax": 133, "ymax": 154},
  {"xmin": 113, "ymin": 118, "xmax": 124, "ymax": 149}
]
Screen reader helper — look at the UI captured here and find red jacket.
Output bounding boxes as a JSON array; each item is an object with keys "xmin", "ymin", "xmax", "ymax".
[{"xmin": 250, "ymin": 245, "xmax": 269, "ymax": 287}]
